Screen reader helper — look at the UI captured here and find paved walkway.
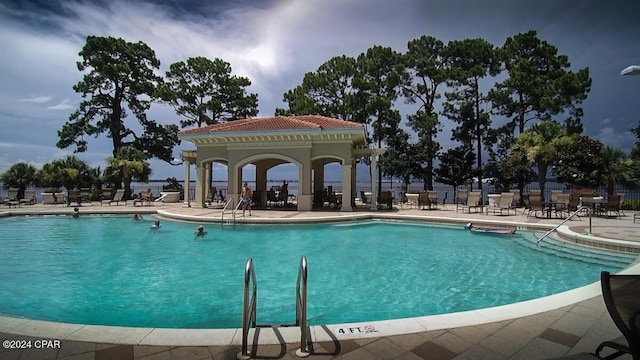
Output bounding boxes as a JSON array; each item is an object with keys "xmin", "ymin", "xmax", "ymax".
[{"xmin": 0, "ymin": 202, "xmax": 638, "ymax": 359}]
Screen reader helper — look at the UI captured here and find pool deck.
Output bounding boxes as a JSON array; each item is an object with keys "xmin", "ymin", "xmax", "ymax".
[{"xmin": 1, "ymin": 202, "xmax": 639, "ymax": 359}]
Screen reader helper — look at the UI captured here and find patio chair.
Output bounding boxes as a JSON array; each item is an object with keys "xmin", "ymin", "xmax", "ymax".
[
  {"xmin": 552, "ymin": 271, "xmax": 640, "ymax": 360},
  {"xmin": 67, "ymin": 190, "xmax": 81, "ymax": 207},
  {"xmin": 617, "ymin": 193, "xmax": 626, "ymax": 216},
  {"xmin": 527, "ymin": 193, "xmax": 545, "ymax": 218},
  {"xmin": 266, "ymin": 190, "xmax": 279, "ymax": 207},
  {"xmin": 418, "ymin": 191, "xmax": 430, "ymax": 210},
  {"xmin": 440, "ymin": 192, "xmax": 449, "ymax": 210},
  {"xmin": 80, "ymin": 187, "xmax": 93, "ymax": 206},
  {"xmin": 521, "ymin": 193, "xmax": 531, "ymax": 216},
  {"xmin": 377, "ymin": 190, "xmax": 393, "ymax": 210},
  {"xmin": 102, "ymin": 189, "xmax": 126, "ymax": 206},
  {"xmin": 595, "ymin": 271, "xmax": 640, "ymax": 359},
  {"xmin": 510, "ymin": 189, "xmax": 521, "ymax": 211},
  {"xmin": 456, "ymin": 189, "xmax": 468, "ymax": 208},
  {"xmin": 19, "ymin": 189, "xmax": 36, "ymax": 205},
  {"xmin": 554, "ymin": 193, "xmax": 571, "ymax": 218},
  {"xmin": 599, "ymin": 194, "xmax": 622, "ymax": 218},
  {"xmin": 487, "ymin": 192, "xmax": 515, "ymax": 216},
  {"xmin": 359, "ymin": 191, "xmax": 370, "ymax": 208},
  {"xmin": 457, "ymin": 191, "xmax": 482, "ymax": 213}
]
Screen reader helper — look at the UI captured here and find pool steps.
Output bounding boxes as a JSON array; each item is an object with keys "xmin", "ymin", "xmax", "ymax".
[{"xmin": 517, "ymin": 234, "xmax": 637, "ymax": 268}]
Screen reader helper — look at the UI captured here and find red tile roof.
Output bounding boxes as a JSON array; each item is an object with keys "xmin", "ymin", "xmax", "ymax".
[{"xmin": 179, "ymin": 115, "xmax": 363, "ymax": 135}]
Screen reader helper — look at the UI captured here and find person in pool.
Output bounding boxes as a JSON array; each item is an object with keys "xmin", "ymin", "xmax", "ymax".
[
  {"xmin": 151, "ymin": 219, "xmax": 161, "ymax": 229},
  {"xmin": 132, "ymin": 214, "xmax": 143, "ymax": 221},
  {"xmin": 195, "ymin": 225, "xmax": 207, "ymax": 237},
  {"xmin": 72, "ymin": 207, "xmax": 80, "ymax": 218}
]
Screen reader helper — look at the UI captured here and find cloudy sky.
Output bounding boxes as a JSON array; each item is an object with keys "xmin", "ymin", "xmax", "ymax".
[{"xmin": 1, "ymin": 0, "xmax": 640, "ymax": 181}]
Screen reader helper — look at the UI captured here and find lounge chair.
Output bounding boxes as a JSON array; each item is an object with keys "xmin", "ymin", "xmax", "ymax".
[
  {"xmin": 456, "ymin": 189, "xmax": 468, "ymax": 212},
  {"xmin": 509, "ymin": 189, "xmax": 521, "ymax": 210},
  {"xmin": 102, "ymin": 189, "xmax": 126, "ymax": 206},
  {"xmin": 2, "ymin": 188, "xmax": 20, "ymax": 208},
  {"xmin": 487, "ymin": 192, "xmax": 515, "ymax": 216},
  {"xmin": 67, "ymin": 190, "xmax": 81, "ymax": 207},
  {"xmin": 418, "ymin": 191, "xmax": 430, "ymax": 210},
  {"xmin": 80, "ymin": 188, "xmax": 93, "ymax": 206},
  {"xmin": 457, "ymin": 191, "xmax": 482, "ymax": 213},
  {"xmin": 527, "ymin": 193, "xmax": 545, "ymax": 218},
  {"xmin": 359, "ymin": 191, "xmax": 370, "ymax": 208},
  {"xmin": 19, "ymin": 189, "xmax": 36, "ymax": 205}
]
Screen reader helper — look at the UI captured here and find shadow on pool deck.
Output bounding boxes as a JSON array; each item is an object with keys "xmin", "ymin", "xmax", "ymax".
[{"xmin": 0, "ymin": 203, "xmax": 639, "ymax": 359}]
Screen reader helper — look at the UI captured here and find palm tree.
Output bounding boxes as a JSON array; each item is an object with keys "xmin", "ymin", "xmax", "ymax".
[
  {"xmin": 597, "ymin": 146, "xmax": 640, "ymax": 195},
  {"xmin": 103, "ymin": 147, "xmax": 152, "ymax": 199},
  {"xmin": 1, "ymin": 162, "xmax": 39, "ymax": 199},
  {"xmin": 511, "ymin": 120, "xmax": 572, "ymax": 201},
  {"xmin": 38, "ymin": 156, "xmax": 94, "ymax": 191}
]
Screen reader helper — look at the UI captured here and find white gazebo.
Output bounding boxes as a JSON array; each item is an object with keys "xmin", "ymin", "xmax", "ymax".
[{"xmin": 177, "ymin": 115, "xmax": 382, "ymax": 211}]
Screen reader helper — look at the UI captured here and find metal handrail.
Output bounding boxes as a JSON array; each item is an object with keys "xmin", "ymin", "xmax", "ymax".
[
  {"xmin": 536, "ymin": 205, "xmax": 590, "ymax": 245},
  {"xmin": 295, "ymin": 256, "xmax": 310, "ymax": 357},
  {"xmin": 237, "ymin": 258, "xmax": 257, "ymax": 360},
  {"xmin": 221, "ymin": 198, "xmax": 234, "ymax": 225},
  {"xmin": 232, "ymin": 198, "xmax": 243, "ymax": 225}
]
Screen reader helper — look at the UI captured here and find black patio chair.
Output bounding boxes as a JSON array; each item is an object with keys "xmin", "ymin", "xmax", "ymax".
[
  {"xmin": 594, "ymin": 271, "xmax": 640, "ymax": 359},
  {"xmin": 553, "ymin": 271, "xmax": 640, "ymax": 360}
]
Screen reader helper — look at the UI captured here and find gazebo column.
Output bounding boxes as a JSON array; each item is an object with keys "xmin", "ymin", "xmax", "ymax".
[
  {"xmin": 351, "ymin": 159, "xmax": 357, "ymax": 208},
  {"xmin": 298, "ymin": 160, "xmax": 312, "ymax": 211},
  {"xmin": 183, "ymin": 161, "xmax": 191, "ymax": 208},
  {"xmin": 255, "ymin": 162, "xmax": 268, "ymax": 208},
  {"xmin": 340, "ymin": 163, "xmax": 353, "ymax": 212},
  {"xmin": 227, "ymin": 162, "xmax": 241, "ymax": 205},
  {"xmin": 370, "ymin": 153, "xmax": 378, "ymax": 210},
  {"xmin": 204, "ymin": 162, "xmax": 211, "ymax": 204},
  {"xmin": 194, "ymin": 163, "xmax": 206, "ymax": 208},
  {"xmin": 313, "ymin": 163, "xmax": 324, "ymax": 193}
]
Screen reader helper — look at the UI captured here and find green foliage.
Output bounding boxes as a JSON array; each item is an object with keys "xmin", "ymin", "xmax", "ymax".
[
  {"xmin": 104, "ymin": 146, "xmax": 152, "ymax": 199},
  {"xmin": 379, "ymin": 130, "xmax": 422, "ymax": 189},
  {"xmin": 1, "ymin": 162, "xmax": 38, "ymax": 199},
  {"xmin": 489, "ymin": 30, "xmax": 591, "ymax": 135},
  {"xmin": 162, "ymin": 176, "xmax": 183, "ymax": 191},
  {"xmin": 276, "ymin": 55, "xmax": 359, "ymax": 121},
  {"xmin": 57, "ymin": 35, "xmax": 179, "ymax": 163},
  {"xmin": 597, "ymin": 146, "xmax": 640, "ymax": 195},
  {"xmin": 552, "ymin": 135, "xmax": 604, "ymax": 188},
  {"xmin": 512, "ymin": 120, "xmax": 571, "ymax": 200},
  {"xmin": 38, "ymin": 155, "xmax": 96, "ymax": 191},
  {"xmin": 434, "ymin": 146, "xmax": 475, "ymax": 189},
  {"xmin": 402, "ymin": 35, "xmax": 448, "ymax": 189},
  {"xmin": 160, "ymin": 57, "xmax": 258, "ymax": 128},
  {"xmin": 443, "ymin": 38, "xmax": 500, "ymax": 191}
]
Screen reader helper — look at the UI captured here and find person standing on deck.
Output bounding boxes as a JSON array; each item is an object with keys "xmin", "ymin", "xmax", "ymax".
[{"xmin": 241, "ymin": 182, "xmax": 253, "ymax": 216}]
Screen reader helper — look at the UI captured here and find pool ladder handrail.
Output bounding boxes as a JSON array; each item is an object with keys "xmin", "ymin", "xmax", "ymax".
[
  {"xmin": 231, "ymin": 198, "xmax": 243, "ymax": 225},
  {"xmin": 536, "ymin": 205, "xmax": 590, "ymax": 245},
  {"xmin": 237, "ymin": 256, "xmax": 310, "ymax": 359},
  {"xmin": 221, "ymin": 198, "xmax": 234, "ymax": 226},
  {"xmin": 295, "ymin": 256, "xmax": 310, "ymax": 357},
  {"xmin": 238, "ymin": 258, "xmax": 258, "ymax": 360}
]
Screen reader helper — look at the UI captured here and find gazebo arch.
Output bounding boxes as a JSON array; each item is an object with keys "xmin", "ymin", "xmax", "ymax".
[{"xmin": 178, "ymin": 115, "xmax": 379, "ymax": 211}]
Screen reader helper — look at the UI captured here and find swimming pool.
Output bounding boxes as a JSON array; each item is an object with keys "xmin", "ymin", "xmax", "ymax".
[{"xmin": 0, "ymin": 215, "xmax": 632, "ymax": 329}]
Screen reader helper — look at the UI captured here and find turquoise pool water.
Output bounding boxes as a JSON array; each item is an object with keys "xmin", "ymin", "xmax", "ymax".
[{"xmin": 0, "ymin": 215, "xmax": 631, "ymax": 329}]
